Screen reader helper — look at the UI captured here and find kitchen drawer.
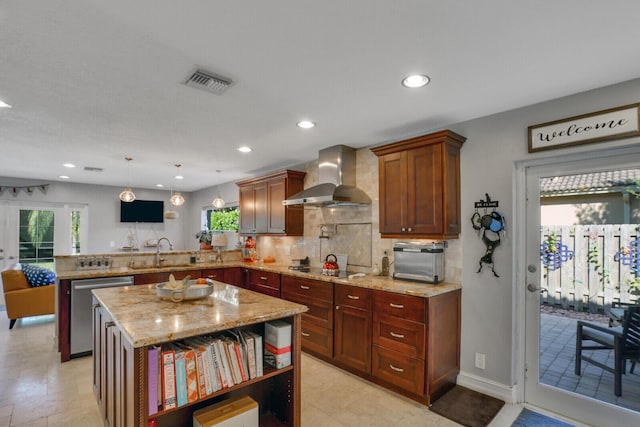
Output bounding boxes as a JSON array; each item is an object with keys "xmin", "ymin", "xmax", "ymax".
[
  {"xmin": 201, "ymin": 268, "xmax": 225, "ymax": 281},
  {"xmin": 373, "ymin": 290, "xmax": 425, "ymax": 323},
  {"xmin": 300, "ymin": 321, "xmax": 333, "ymax": 358},
  {"xmin": 282, "ymin": 291, "xmax": 333, "ymax": 329},
  {"xmin": 248, "ymin": 282, "xmax": 280, "ymax": 298},
  {"xmin": 281, "ymin": 276, "xmax": 333, "ymax": 302},
  {"xmin": 246, "ymin": 269, "xmax": 280, "ymax": 289},
  {"xmin": 373, "ymin": 313, "xmax": 425, "ymax": 359},
  {"xmin": 372, "ymin": 345, "xmax": 425, "ymax": 396},
  {"xmin": 335, "ymin": 284, "xmax": 371, "ymax": 311}
]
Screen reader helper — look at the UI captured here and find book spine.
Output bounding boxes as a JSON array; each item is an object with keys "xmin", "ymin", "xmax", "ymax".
[
  {"xmin": 233, "ymin": 340, "xmax": 247, "ymax": 382},
  {"xmin": 209, "ymin": 340, "xmax": 226, "ymax": 390},
  {"xmin": 183, "ymin": 347, "xmax": 199, "ymax": 403},
  {"xmin": 244, "ymin": 333, "xmax": 257, "ymax": 380},
  {"xmin": 225, "ymin": 339, "xmax": 242, "ymax": 384},
  {"xmin": 215, "ymin": 339, "xmax": 235, "ymax": 387},
  {"xmin": 252, "ymin": 332, "xmax": 264, "ymax": 377},
  {"xmin": 193, "ymin": 346, "xmax": 208, "ymax": 398},
  {"xmin": 174, "ymin": 348, "xmax": 187, "ymax": 407},
  {"xmin": 148, "ymin": 346, "xmax": 159, "ymax": 416},
  {"xmin": 161, "ymin": 346, "xmax": 177, "ymax": 410}
]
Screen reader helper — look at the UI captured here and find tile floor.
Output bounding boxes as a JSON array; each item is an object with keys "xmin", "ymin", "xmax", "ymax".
[{"xmin": 0, "ymin": 314, "xmax": 525, "ymax": 427}]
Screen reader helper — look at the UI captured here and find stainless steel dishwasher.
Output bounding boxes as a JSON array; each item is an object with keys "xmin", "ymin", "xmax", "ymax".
[{"xmin": 70, "ymin": 275, "xmax": 134, "ymax": 357}]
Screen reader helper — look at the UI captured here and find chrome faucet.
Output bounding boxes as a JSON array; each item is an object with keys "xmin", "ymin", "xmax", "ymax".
[{"xmin": 155, "ymin": 237, "xmax": 173, "ymax": 266}]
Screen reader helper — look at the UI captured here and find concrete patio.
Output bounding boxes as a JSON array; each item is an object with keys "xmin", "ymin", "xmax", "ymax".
[{"xmin": 540, "ymin": 312, "xmax": 640, "ymax": 412}]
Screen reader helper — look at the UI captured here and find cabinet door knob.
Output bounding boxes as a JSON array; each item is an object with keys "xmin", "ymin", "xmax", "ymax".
[
  {"xmin": 401, "ymin": 227, "xmax": 406, "ymax": 232},
  {"xmin": 389, "ymin": 303, "xmax": 404, "ymax": 309},
  {"xmin": 407, "ymin": 227, "xmax": 413, "ymax": 232}
]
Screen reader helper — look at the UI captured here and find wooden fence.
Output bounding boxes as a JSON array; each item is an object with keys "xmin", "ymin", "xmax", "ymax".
[{"xmin": 540, "ymin": 224, "xmax": 640, "ymax": 313}]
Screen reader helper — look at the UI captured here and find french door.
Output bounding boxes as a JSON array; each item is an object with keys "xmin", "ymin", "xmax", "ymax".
[{"xmin": 519, "ymin": 147, "xmax": 640, "ymax": 426}]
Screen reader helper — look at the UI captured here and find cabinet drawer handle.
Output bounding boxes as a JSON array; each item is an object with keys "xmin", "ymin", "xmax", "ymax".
[
  {"xmin": 208, "ymin": 275, "xmax": 217, "ymax": 279},
  {"xmin": 347, "ymin": 294, "xmax": 360, "ymax": 300},
  {"xmin": 301, "ymin": 331, "xmax": 310, "ymax": 337},
  {"xmin": 300, "ymin": 285, "xmax": 310, "ymax": 290},
  {"xmin": 390, "ymin": 331, "xmax": 405, "ymax": 339},
  {"xmin": 389, "ymin": 303, "xmax": 404, "ymax": 309},
  {"xmin": 389, "ymin": 364, "xmax": 404, "ymax": 373},
  {"xmin": 407, "ymin": 227, "xmax": 413, "ymax": 232},
  {"xmin": 260, "ymin": 276, "xmax": 268, "ymax": 280}
]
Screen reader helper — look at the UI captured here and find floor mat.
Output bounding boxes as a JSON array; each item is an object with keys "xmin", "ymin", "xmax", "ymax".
[
  {"xmin": 429, "ymin": 385, "xmax": 505, "ymax": 427},
  {"xmin": 511, "ymin": 408, "xmax": 575, "ymax": 426}
]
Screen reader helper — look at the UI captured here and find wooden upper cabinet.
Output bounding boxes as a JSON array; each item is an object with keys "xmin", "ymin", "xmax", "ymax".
[
  {"xmin": 237, "ymin": 169, "xmax": 306, "ymax": 235},
  {"xmin": 371, "ymin": 130, "xmax": 465, "ymax": 240}
]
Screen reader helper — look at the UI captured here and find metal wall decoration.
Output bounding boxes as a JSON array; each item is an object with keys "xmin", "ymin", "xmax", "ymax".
[
  {"xmin": 0, "ymin": 184, "xmax": 49, "ymax": 196},
  {"xmin": 614, "ymin": 237, "xmax": 640, "ymax": 274},
  {"xmin": 471, "ymin": 194, "xmax": 505, "ymax": 277},
  {"xmin": 540, "ymin": 233, "xmax": 574, "ymax": 271}
]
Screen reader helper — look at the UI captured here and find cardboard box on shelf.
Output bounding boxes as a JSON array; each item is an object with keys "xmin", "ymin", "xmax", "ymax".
[
  {"xmin": 264, "ymin": 320, "xmax": 291, "ymax": 369},
  {"xmin": 192, "ymin": 395, "xmax": 258, "ymax": 427}
]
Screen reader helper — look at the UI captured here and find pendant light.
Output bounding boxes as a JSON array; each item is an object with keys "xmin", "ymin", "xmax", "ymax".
[
  {"xmin": 170, "ymin": 164, "xmax": 185, "ymax": 206},
  {"xmin": 119, "ymin": 157, "xmax": 136, "ymax": 202},
  {"xmin": 212, "ymin": 170, "xmax": 225, "ymax": 208}
]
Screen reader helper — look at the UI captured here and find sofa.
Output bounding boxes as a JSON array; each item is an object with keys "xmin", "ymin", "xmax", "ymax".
[{"xmin": 1, "ymin": 264, "xmax": 55, "ymax": 329}]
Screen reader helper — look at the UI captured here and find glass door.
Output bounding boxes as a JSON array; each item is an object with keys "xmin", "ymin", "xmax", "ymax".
[{"xmin": 521, "ymin": 150, "xmax": 640, "ymax": 426}]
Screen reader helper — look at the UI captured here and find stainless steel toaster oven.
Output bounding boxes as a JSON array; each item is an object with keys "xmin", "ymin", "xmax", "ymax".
[{"xmin": 392, "ymin": 241, "xmax": 446, "ymax": 284}]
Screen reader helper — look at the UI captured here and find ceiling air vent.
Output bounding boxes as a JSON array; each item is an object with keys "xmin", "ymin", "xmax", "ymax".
[
  {"xmin": 183, "ymin": 68, "xmax": 234, "ymax": 95},
  {"xmin": 84, "ymin": 166, "xmax": 103, "ymax": 172}
]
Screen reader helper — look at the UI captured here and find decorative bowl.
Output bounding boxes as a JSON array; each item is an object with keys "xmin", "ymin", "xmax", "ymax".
[{"xmin": 156, "ymin": 279, "xmax": 214, "ymax": 302}]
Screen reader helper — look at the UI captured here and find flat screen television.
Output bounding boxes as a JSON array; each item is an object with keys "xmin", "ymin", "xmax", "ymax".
[{"xmin": 120, "ymin": 200, "xmax": 164, "ymax": 223}]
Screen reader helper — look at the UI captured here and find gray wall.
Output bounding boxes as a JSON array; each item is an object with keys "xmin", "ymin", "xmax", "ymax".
[{"xmin": 448, "ymin": 78, "xmax": 640, "ymax": 387}]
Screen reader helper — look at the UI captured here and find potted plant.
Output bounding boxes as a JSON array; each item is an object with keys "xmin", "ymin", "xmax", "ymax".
[{"xmin": 195, "ymin": 229, "xmax": 213, "ymax": 250}]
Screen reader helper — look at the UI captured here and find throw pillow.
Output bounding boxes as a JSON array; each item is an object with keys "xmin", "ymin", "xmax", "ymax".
[
  {"xmin": 21, "ymin": 264, "xmax": 56, "ymax": 287},
  {"xmin": 1, "ymin": 270, "xmax": 30, "ymax": 291}
]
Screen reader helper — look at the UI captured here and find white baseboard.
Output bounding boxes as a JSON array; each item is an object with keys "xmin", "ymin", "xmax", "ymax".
[{"xmin": 456, "ymin": 371, "xmax": 518, "ymax": 404}]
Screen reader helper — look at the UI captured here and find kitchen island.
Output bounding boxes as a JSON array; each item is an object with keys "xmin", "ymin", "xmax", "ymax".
[{"xmin": 91, "ymin": 282, "xmax": 307, "ymax": 427}]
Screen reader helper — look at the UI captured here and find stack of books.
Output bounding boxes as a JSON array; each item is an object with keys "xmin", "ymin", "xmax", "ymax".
[{"xmin": 147, "ymin": 328, "xmax": 264, "ymax": 415}]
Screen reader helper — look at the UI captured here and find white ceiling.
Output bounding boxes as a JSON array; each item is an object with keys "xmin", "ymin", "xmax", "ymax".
[{"xmin": 2, "ymin": 1, "xmax": 640, "ymax": 192}]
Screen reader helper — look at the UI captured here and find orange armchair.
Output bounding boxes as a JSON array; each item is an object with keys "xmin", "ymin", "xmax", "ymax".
[{"xmin": 2, "ymin": 268, "xmax": 55, "ymax": 329}]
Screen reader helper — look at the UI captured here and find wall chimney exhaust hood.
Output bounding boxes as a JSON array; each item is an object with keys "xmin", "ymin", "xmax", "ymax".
[{"xmin": 282, "ymin": 145, "xmax": 371, "ymax": 207}]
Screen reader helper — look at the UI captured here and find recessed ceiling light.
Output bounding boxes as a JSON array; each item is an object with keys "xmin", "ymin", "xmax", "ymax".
[
  {"xmin": 237, "ymin": 146, "xmax": 253, "ymax": 153},
  {"xmin": 297, "ymin": 120, "xmax": 316, "ymax": 129},
  {"xmin": 63, "ymin": 163, "xmax": 76, "ymax": 168},
  {"xmin": 402, "ymin": 74, "xmax": 430, "ymax": 88},
  {"xmin": 174, "ymin": 175, "xmax": 184, "ymax": 180},
  {"xmin": 156, "ymin": 184, "xmax": 164, "ymax": 188},
  {"xmin": 59, "ymin": 175, "xmax": 70, "ymax": 179},
  {"xmin": 0, "ymin": 100, "xmax": 12, "ymax": 108}
]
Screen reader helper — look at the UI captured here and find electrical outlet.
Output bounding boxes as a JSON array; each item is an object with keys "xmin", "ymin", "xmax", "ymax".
[{"xmin": 475, "ymin": 352, "xmax": 486, "ymax": 369}]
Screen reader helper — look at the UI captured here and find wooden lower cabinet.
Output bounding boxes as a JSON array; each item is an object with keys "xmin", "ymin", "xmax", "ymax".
[
  {"xmin": 334, "ymin": 284, "xmax": 372, "ymax": 374},
  {"xmin": 222, "ymin": 267, "xmax": 245, "ymax": 287},
  {"xmin": 93, "ymin": 298, "xmax": 136, "ymax": 427},
  {"xmin": 281, "ymin": 276, "xmax": 333, "ymax": 358},
  {"xmin": 245, "ymin": 269, "xmax": 281, "ymax": 297}
]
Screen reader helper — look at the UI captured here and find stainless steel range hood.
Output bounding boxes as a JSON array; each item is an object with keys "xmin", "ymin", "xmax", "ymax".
[{"xmin": 282, "ymin": 145, "xmax": 371, "ymax": 207}]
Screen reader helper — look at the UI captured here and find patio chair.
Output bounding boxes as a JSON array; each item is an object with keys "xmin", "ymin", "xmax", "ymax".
[{"xmin": 575, "ymin": 306, "xmax": 640, "ymax": 396}]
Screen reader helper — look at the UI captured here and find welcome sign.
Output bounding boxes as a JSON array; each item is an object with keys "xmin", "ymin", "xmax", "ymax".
[{"xmin": 528, "ymin": 103, "xmax": 640, "ymax": 153}]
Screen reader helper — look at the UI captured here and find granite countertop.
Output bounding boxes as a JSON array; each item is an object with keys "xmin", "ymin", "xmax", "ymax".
[
  {"xmin": 92, "ymin": 282, "xmax": 308, "ymax": 348},
  {"xmin": 59, "ymin": 261, "xmax": 461, "ymax": 298}
]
